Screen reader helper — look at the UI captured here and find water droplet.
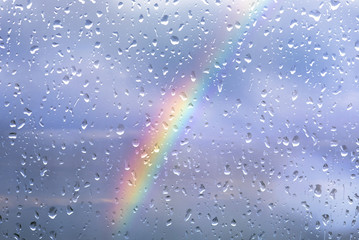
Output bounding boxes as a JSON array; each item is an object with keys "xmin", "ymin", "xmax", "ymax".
[
  {"xmin": 330, "ymin": 188, "xmax": 337, "ymax": 199},
  {"xmin": 48, "ymin": 206, "xmax": 57, "ymax": 219},
  {"xmin": 29, "ymin": 221, "xmax": 36, "ymax": 231},
  {"xmin": 322, "ymin": 214, "xmax": 330, "ymax": 226},
  {"xmin": 53, "ymin": 20, "xmax": 63, "ymax": 30},
  {"xmin": 245, "ymin": 133, "xmax": 252, "ymax": 143},
  {"xmin": 244, "ymin": 54, "xmax": 252, "ymax": 63},
  {"xmin": 355, "ymin": 40, "xmax": 359, "ymax": 51},
  {"xmin": 340, "ymin": 145, "xmax": 348, "ymax": 157},
  {"xmin": 190, "ymin": 71, "xmax": 196, "ymax": 82},
  {"xmin": 290, "ymin": 19, "xmax": 298, "ymax": 28},
  {"xmin": 329, "ymin": 0, "xmax": 341, "ymax": 10},
  {"xmin": 292, "ymin": 135, "xmax": 300, "ymax": 147},
  {"xmin": 259, "ymin": 181, "xmax": 266, "ymax": 192},
  {"xmin": 230, "ymin": 219, "xmax": 237, "ymax": 227},
  {"xmin": 309, "ymin": 10, "xmax": 321, "ymax": 22},
  {"xmin": 17, "ymin": 119, "xmax": 25, "ymax": 129},
  {"xmin": 85, "ymin": 20, "xmax": 93, "ymax": 29},
  {"xmin": 8, "ymin": 132, "xmax": 17, "ymax": 139},
  {"xmin": 138, "ymin": 14, "xmax": 144, "ymax": 23},
  {"xmin": 314, "ymin": 184, "xmax": 322, "ymax": 197},
  {"xmin": 24, "ymin": 108, "xmax": 32, "ymax": 116},
  {"xmin": 161, "ymin": 15, "xmax": 169, "ymax": 25},
  {"xmin": 322, "ymin": 163, "xmax": 329, "ymax": 172},
  {"xmin": 81, "ymin": 119, "xmax": 88, "ymax": 130},
  {"xmin": 30, "ymin": 45, "xmax": 39, "ymax": 54},
  {"xmin": 127, "ymin": 40, "xmax": 137, "ymax": 50},
  {"xmin": 116, "ymin": 124, "xmax": 125, "ymax": 135},
  {"xmin": 170, "ymin": 36, "xmax": 179, "ymax": 45},
  {"xmin": 224, "ymin": 164, "xmax": 231, "ymax": 175},
  {"xmin": 292, "ymin": 90, "xmax": 298, "ymax": 101},
  {"xmin": 184, "ymin": 209, "xmax": 192, "ymax": 222},
  {"xmin": 132, "ymin": 139, "xmax": 139, "ymax": 147},
  {"xmin": 172, "ymin": 165, "xmax": 181, "ymax": 176},
  {"xmin": 66, "ymin": 205, "xmax": 73, "ymax": 215},
  {"xmin": 211, "ymin": 217, "xmax": 219, "ymax": 226},
  {"xmin": 95, "ymin": 173, "xmax": 100, "ymax": 181}
]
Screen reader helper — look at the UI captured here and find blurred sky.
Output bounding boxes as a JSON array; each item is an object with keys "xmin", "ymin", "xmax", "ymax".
[{"xmin": 1, "ymin": 0, "xmax": 359, "ymax": 239}]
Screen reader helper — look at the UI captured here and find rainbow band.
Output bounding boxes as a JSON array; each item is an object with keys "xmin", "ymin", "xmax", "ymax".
[{"xmin": 115, "ymin": 0, "xmax": 273, "ymax": 231}]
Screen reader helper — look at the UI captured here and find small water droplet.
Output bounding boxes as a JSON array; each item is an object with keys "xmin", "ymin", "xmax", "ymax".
[
  {"xmin": 48, "ymin": 206, "xmax": 57, "ymax": 219},
  {"xmin": 309, "ymin": 10, "xmax": 321, "ymax": 22},
  {"xmin": 116, "ymin": 124, "xmax": 125, "ymax": 135},
  {"xmin": 292, "ymin": 135, "xmax": 300, "ymax": 147},
  {"xmin": 62, "ymin": 75, "xmax": 70, "ymax": 85},
  {"xmin": 330, "ymin": 188, "xmax": 337, "ymax": 199},
  {"xmin": 244, "ymin": 54, "xmax": 252, "ymax": 63},
  {"xmin": 292, "ymin": 90, "xmax": 298, "ymax": 101},
  {"xmin": 230, "ymin": 219, "xmax": 237, "ymax": 227},
  {"xmin": 53, "ymin": 20, "xmax": 63, "ymax": 30},
  {"xmin": 259, "ymin": 181, "xmax": 266, "ymax": 192},
  {"xmin": 314, "ymin": 184, "xmax": 322, "ymax": 197},
  {"xmin": 170, "ymin": 36, "xmax": 179, "ymax": 45},
  {"xmin": 8, "ymin": 132, "xmax": 17, "ymax": 139},
  {"xmin": 161, "ymin": 15, "xmax": 169, "ymax": 25},
  {"xmin": 329, "ymin": 0, "xmax": 341, "ymax": 10},
  {"xmin": 29, "ymin": 221, "xmax": 36, "ymax": 231},
  {"xmin": 224, "ymin": 164, "xmax": 231, "ymax": 175},
  {"xmin": 172, "ymin": 165, "xmax": 181, "ymax": 176},
  {"xmin": 245, "ymin": 132, "xmax": 252, "ymax": 143},
  {"xmin": 184, "ymin": 209, "xmax": 192, "ymax": 222},
  {"xmin": 322, "ymin": 163, "xmax": 329, "ymax": 172},
  {"xmin": 132, "ymin": 139, "xmax": 139, "ymax": 147},
  {"xmin": 30, "ymin": 45, "xmax": 39, "ymax": 54},
  {"xmin": 81, "ymin": 119, "xmax": 88, "ymax": 130},
  {"xmin": 355, "ymin": 40, "xmax": 359, "ymax": 51},
  {"xmin": 66, "ymin": 205, "xmax": 73, "ymax": 215},
  {"xmin": 211, "ymin": 217, "xmax": 218, "ymax": 226},
  {"xmin": 85, "ymin": 19, "xmax": 93, "ymax": 29}
]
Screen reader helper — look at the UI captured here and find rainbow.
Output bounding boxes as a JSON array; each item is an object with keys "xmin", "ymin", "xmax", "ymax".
[{"xmin": 114, "ymin": 0, "xmax": 274, "ymax": 231}]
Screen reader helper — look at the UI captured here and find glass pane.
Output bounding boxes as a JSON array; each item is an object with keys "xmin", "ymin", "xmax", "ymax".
[{"xmin": 1, "ymin": 0, "xmax": 358, "ymax": 239}]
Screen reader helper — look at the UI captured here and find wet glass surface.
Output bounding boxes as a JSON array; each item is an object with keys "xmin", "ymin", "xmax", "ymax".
[{"xmin": 1, "ymin": 0, "xmax": 359, "ymax": 239}]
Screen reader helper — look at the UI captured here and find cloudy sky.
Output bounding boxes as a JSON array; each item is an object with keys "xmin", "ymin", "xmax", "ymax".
[{"xmin": 1, "ymin": 0, "xmax": 359, "ymax": 239}]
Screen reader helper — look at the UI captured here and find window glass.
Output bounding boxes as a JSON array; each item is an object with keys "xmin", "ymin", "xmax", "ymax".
[{"xmin": 1, "ymin": 0, "xmax": 358, "ymax": 239}]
